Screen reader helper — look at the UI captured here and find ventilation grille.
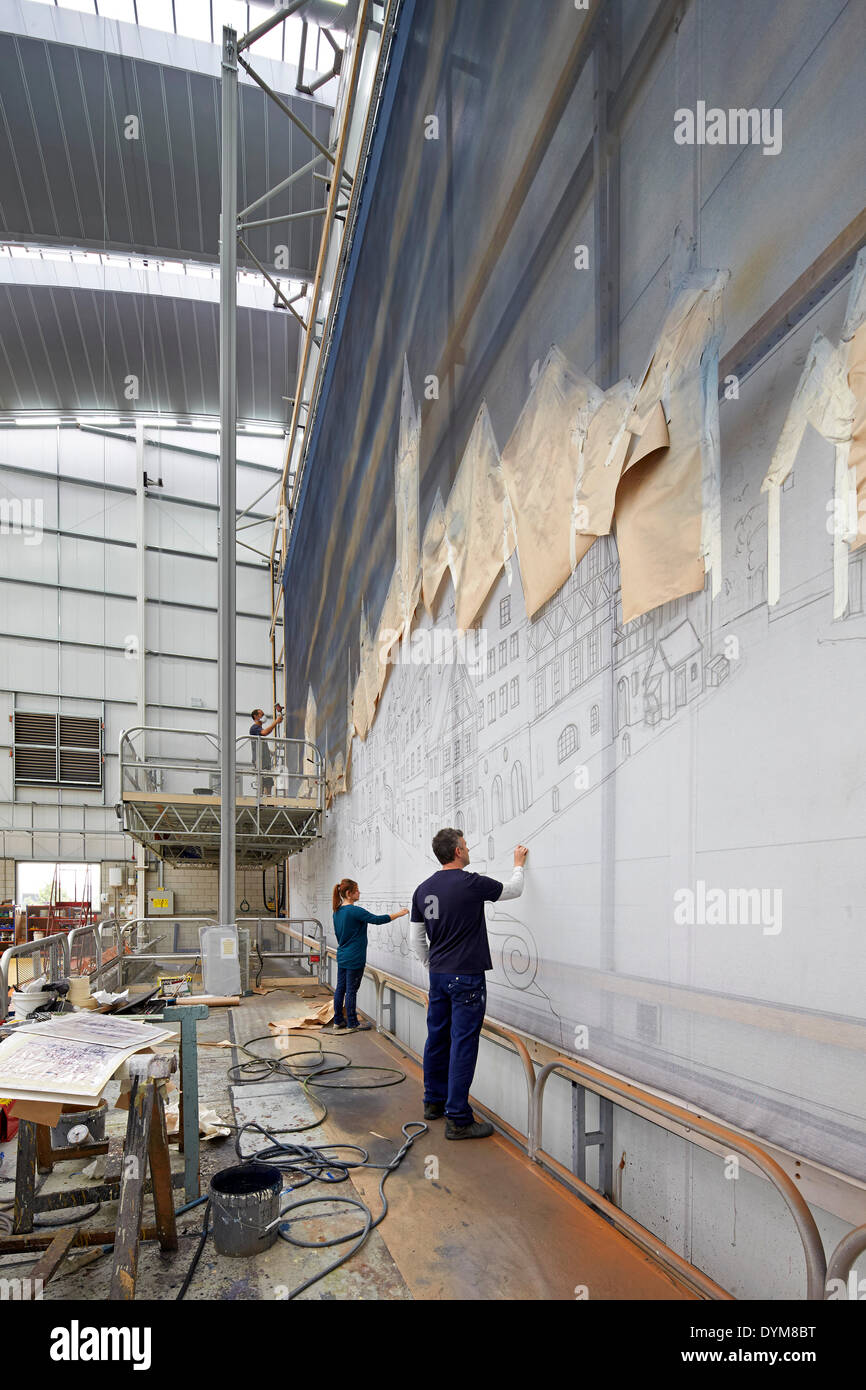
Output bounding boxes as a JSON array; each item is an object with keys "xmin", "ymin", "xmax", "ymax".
[{"xmin": 14, "ymin": 712, "xmax": 102, "ymax": 787}]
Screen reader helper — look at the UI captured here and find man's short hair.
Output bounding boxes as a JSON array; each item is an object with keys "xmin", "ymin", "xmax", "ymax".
[
  {"xmin": 432, "ymin": 827, "xmax": 462, "ymax": 864},
  {"xmin": 251, "ymin": 709, "xmax": 262, "ymax": 722}
]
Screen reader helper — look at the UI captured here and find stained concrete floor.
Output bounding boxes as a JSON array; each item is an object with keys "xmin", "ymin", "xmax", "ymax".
[{"xmin": 0, "ymin": 987, "xmax": 695, "ymax": 1301}]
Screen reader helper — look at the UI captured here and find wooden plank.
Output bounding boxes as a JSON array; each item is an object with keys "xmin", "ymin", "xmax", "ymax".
[
  {"xmin": 109, "ymin": 1077, "xmax": 154, "ymax": 1301},
  {"xmin": 104, "ymin": 1134, "xmax": 124, "ymax": 1183},
  {"xmin": 148, "ymin": 1085, "xmax": 178, "ymax": 1253},
  {"xmin": 13, "ymin": 1119, "xmax": 38, "ymax": 1234},
  {"xmin": 33, "ymin": 1170, "xmax": 184, "ymax": 1213},
  {"xmin": 173, "ymin": 994, "xmax": 239, "ymax": 1007},
  {"xmin": 0, "ymin": 1226, "xmax": 158, "ymax": 1254},
  {"xmin": 35, "ymin": 1120, "xmax": 55, "ymax": 1175},
  {"xmin": 30, "ymin": 1226, "xmax": 78, "ymax": 1285}
]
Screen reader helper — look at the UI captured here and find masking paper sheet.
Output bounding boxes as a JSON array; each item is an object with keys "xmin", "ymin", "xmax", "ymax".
[
  {"xmin": 352, "ymin": 605, "xmax": 377, "ymax": 740},
  {"xmin": 444, "ymin": 403, "xmax": 515, "ymax": 631},
  {"xmin": 303, "ymin": 685, "xmax": 317, "ymax": 782},
  {"xmin": 847, "ymin": 322, "xmax": 866, "ymax": 551},
  {"xmin": 614, "ymin": 269, "xmax": 727, "ymax": 623},
  {"xmin": 843, "ymin": 251, "xmax": 866, "ymax": 552},
  {"xmin": 395, "ymin": 357, "xmax": 422, "ymax": 629},
  {"xmin": 762, "ymin": 330, "xmax": 856, "ymax": 610},
  {"xmin": 500, "ymin": 346, "xmax": 604, "ymax": 617},
  {"xmin": 421, "ymin": 487, "xmax": 449, "ymax": 613},
  {"xmin": 374, "ymin": 564, "xmax": 403, "ymax": 680}
]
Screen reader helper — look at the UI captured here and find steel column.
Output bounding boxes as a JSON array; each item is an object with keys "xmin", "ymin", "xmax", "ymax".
[
  {"xmin": 219, "ymin": 26, "xmax": 239, "ymax": 928},
  {"xmin": 135, "ymin": 420, "xmax": 147, "ymax": 922}
]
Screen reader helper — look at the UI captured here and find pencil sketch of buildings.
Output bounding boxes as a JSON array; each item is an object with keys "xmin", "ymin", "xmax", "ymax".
[{"xmin": 292, "ymin": 530, "xmax": 734, "ymax": 1046}]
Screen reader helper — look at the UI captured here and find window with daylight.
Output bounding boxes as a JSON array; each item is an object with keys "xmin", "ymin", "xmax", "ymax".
[
  {"xmin": 558, "ymin": 724, "xmax": 579, "ymax": 762},
  {"xmin": 590, "ymin": 704, "xmax": 600, "ymax": 735},
  {"xmin": 500, "ymin": 596, "xmax": 511, "ymax": 627}
]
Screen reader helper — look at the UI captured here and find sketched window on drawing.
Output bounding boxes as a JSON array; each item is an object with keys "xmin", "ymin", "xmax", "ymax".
[
  {"xmin": 492, "ymin": 775, "xmax": 505, "ymax": 826},
  {"xmin": 499, "ymin": 684, "xmax": 507, "ymax": 715},
  {"xmin": 510, "ymin": 677, "xmax": 519, "ymax": 707},
  {"xmin": 558, "ymin": 724, "xmax": 578, "ymax": 762},
  {"xmin": 534, "ymin": 674, "xmax": 546, "ymax": 717},
  {"xmin": 511, "ymin": 761, "xmax": 527, "ymax": 815},
  {"xmin": 616, "ymin": 677, "xmax": 630, "ymax": 732},
  {"xmin": 552, "ymin": 658, "xmax": 562, "ymax": 703},
  {"xmin": 590, "ymin": 704, "xmax": 600, "ymax": 735},
  {"xmin": 488, "ymin": 692, "xmax": 496, "ymax": 723},
  {"xmin": 569, "ymin": 646, "xmax": 581, "ymax": 689},
  {"xmin": 500, "ymin": 596, "xmax": 511, "ymax": 627}
]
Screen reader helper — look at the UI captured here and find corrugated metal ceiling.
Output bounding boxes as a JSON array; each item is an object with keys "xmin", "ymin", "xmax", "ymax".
[
  {"xmin": 0, "ymin": 29, "xmax": 333, "ymax": 273},
  {"xmin": 0, "ymin": 281, "xmax": 298, "ymax": 418}
]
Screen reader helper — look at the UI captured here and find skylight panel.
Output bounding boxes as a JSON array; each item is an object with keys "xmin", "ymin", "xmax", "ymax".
[
  {"xmin": 173, "ymin": 0, "xmax": 214, "ymax": 42},
  {"xmin": 96, "ymin": 0, "xmax": 138, "ymax": 22}
]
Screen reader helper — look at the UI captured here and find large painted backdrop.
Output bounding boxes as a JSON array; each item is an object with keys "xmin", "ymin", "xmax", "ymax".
[{"xmin": 284, "ymin": 0, "xmax": 866, "ymax": 1180}]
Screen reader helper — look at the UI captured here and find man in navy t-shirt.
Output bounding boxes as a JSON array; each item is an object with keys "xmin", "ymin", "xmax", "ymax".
[
  {"xmin": 249, "ymin": 706, "xmax": 282, "ymax": 795},
  {"xmin": 410, "ymin": 827, "xmax": 527, "ymax": 1139}
]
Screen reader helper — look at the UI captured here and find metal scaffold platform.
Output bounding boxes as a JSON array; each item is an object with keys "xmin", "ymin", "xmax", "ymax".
[{"xmin": 118, "ymin": 728, "xmax": 324, "ymax": 866}]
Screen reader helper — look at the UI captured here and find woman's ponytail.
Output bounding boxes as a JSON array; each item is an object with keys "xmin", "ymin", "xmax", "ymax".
[{"xmin": 333, "ymin": 878, "xmax": 358, "ymax": 911}]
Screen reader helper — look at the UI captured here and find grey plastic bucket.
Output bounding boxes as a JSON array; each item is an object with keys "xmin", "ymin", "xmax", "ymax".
[
  {"xmin": 210, "ymin": 1162, "xmax": 282, "ymax": 1257},
  {"xmin": 50, "ymin": 1100, "xmax": 107, "ymax": 1149}
]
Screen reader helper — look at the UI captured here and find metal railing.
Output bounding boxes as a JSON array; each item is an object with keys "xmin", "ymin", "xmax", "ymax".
[
  {"xmin": 236, "ymin": 916, "xmax": 324, "ymax": 983},
  {"xmin": 825, "ymin": 1225, "xmax": 866, "ymax": 1298},
  {"xmin": 67, "ymin": 923, "xmax": 101, "ymax": 978},
  {"xmin": 0, "ymin": 933, "xmax": 70, "ymax": 1021},
  {"xmin": 119, "ymin": 726, "xmax": 325, "ymax": 810},
  {"xmin": 277, "ymin": 922, "xmax": 828, "ymax": 1300},
  {"xmin": 530, "ymin": 1056, "xmax": 826, "ymax": 1302}
]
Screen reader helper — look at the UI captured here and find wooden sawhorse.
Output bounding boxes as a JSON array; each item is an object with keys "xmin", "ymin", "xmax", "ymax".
[{"xmin": 6, "ymin": 1052, "xmax": 179, "ymax": 1299}]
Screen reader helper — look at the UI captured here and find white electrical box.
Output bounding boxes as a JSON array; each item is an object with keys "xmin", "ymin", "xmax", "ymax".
[
  {"xmin": 147, "ymin": 888, "xmax": 175, "ymax": 915},
  {"xmin": 199, "ymin": 925, "xmax": 241, "ymax": 997}
]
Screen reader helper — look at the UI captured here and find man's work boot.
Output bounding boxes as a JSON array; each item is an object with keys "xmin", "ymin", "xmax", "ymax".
[
  {"xmin": 445, "ymin": 1115, "xmax": 494, "ymax": 1140},
  {"xmin": 344, "ymin": 1021, "xmax": 372, "ymax": 1032},
  {"xmin": 423, "ymin": 1102, "xmax": 445, "ymax": 1120}
]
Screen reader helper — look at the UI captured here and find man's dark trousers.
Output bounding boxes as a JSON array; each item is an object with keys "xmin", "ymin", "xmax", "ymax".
[{"xmin": 423, "ymin": 971, "xmax": 486, "ymax": 1124}]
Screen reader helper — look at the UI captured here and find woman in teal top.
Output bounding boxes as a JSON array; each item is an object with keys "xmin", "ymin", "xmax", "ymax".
[{"xmin": 330, "ymin": 878, "xmax": 408, "ymax": 1032}]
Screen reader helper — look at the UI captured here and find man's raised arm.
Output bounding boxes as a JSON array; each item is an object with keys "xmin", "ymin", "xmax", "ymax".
[
  {"xmin": 410, "ymin": 889, "xmax": 430, "ymax": 967},
  {"xmin": 497, "ymin": 844, "xmax": 528, "ymax": 901}
]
